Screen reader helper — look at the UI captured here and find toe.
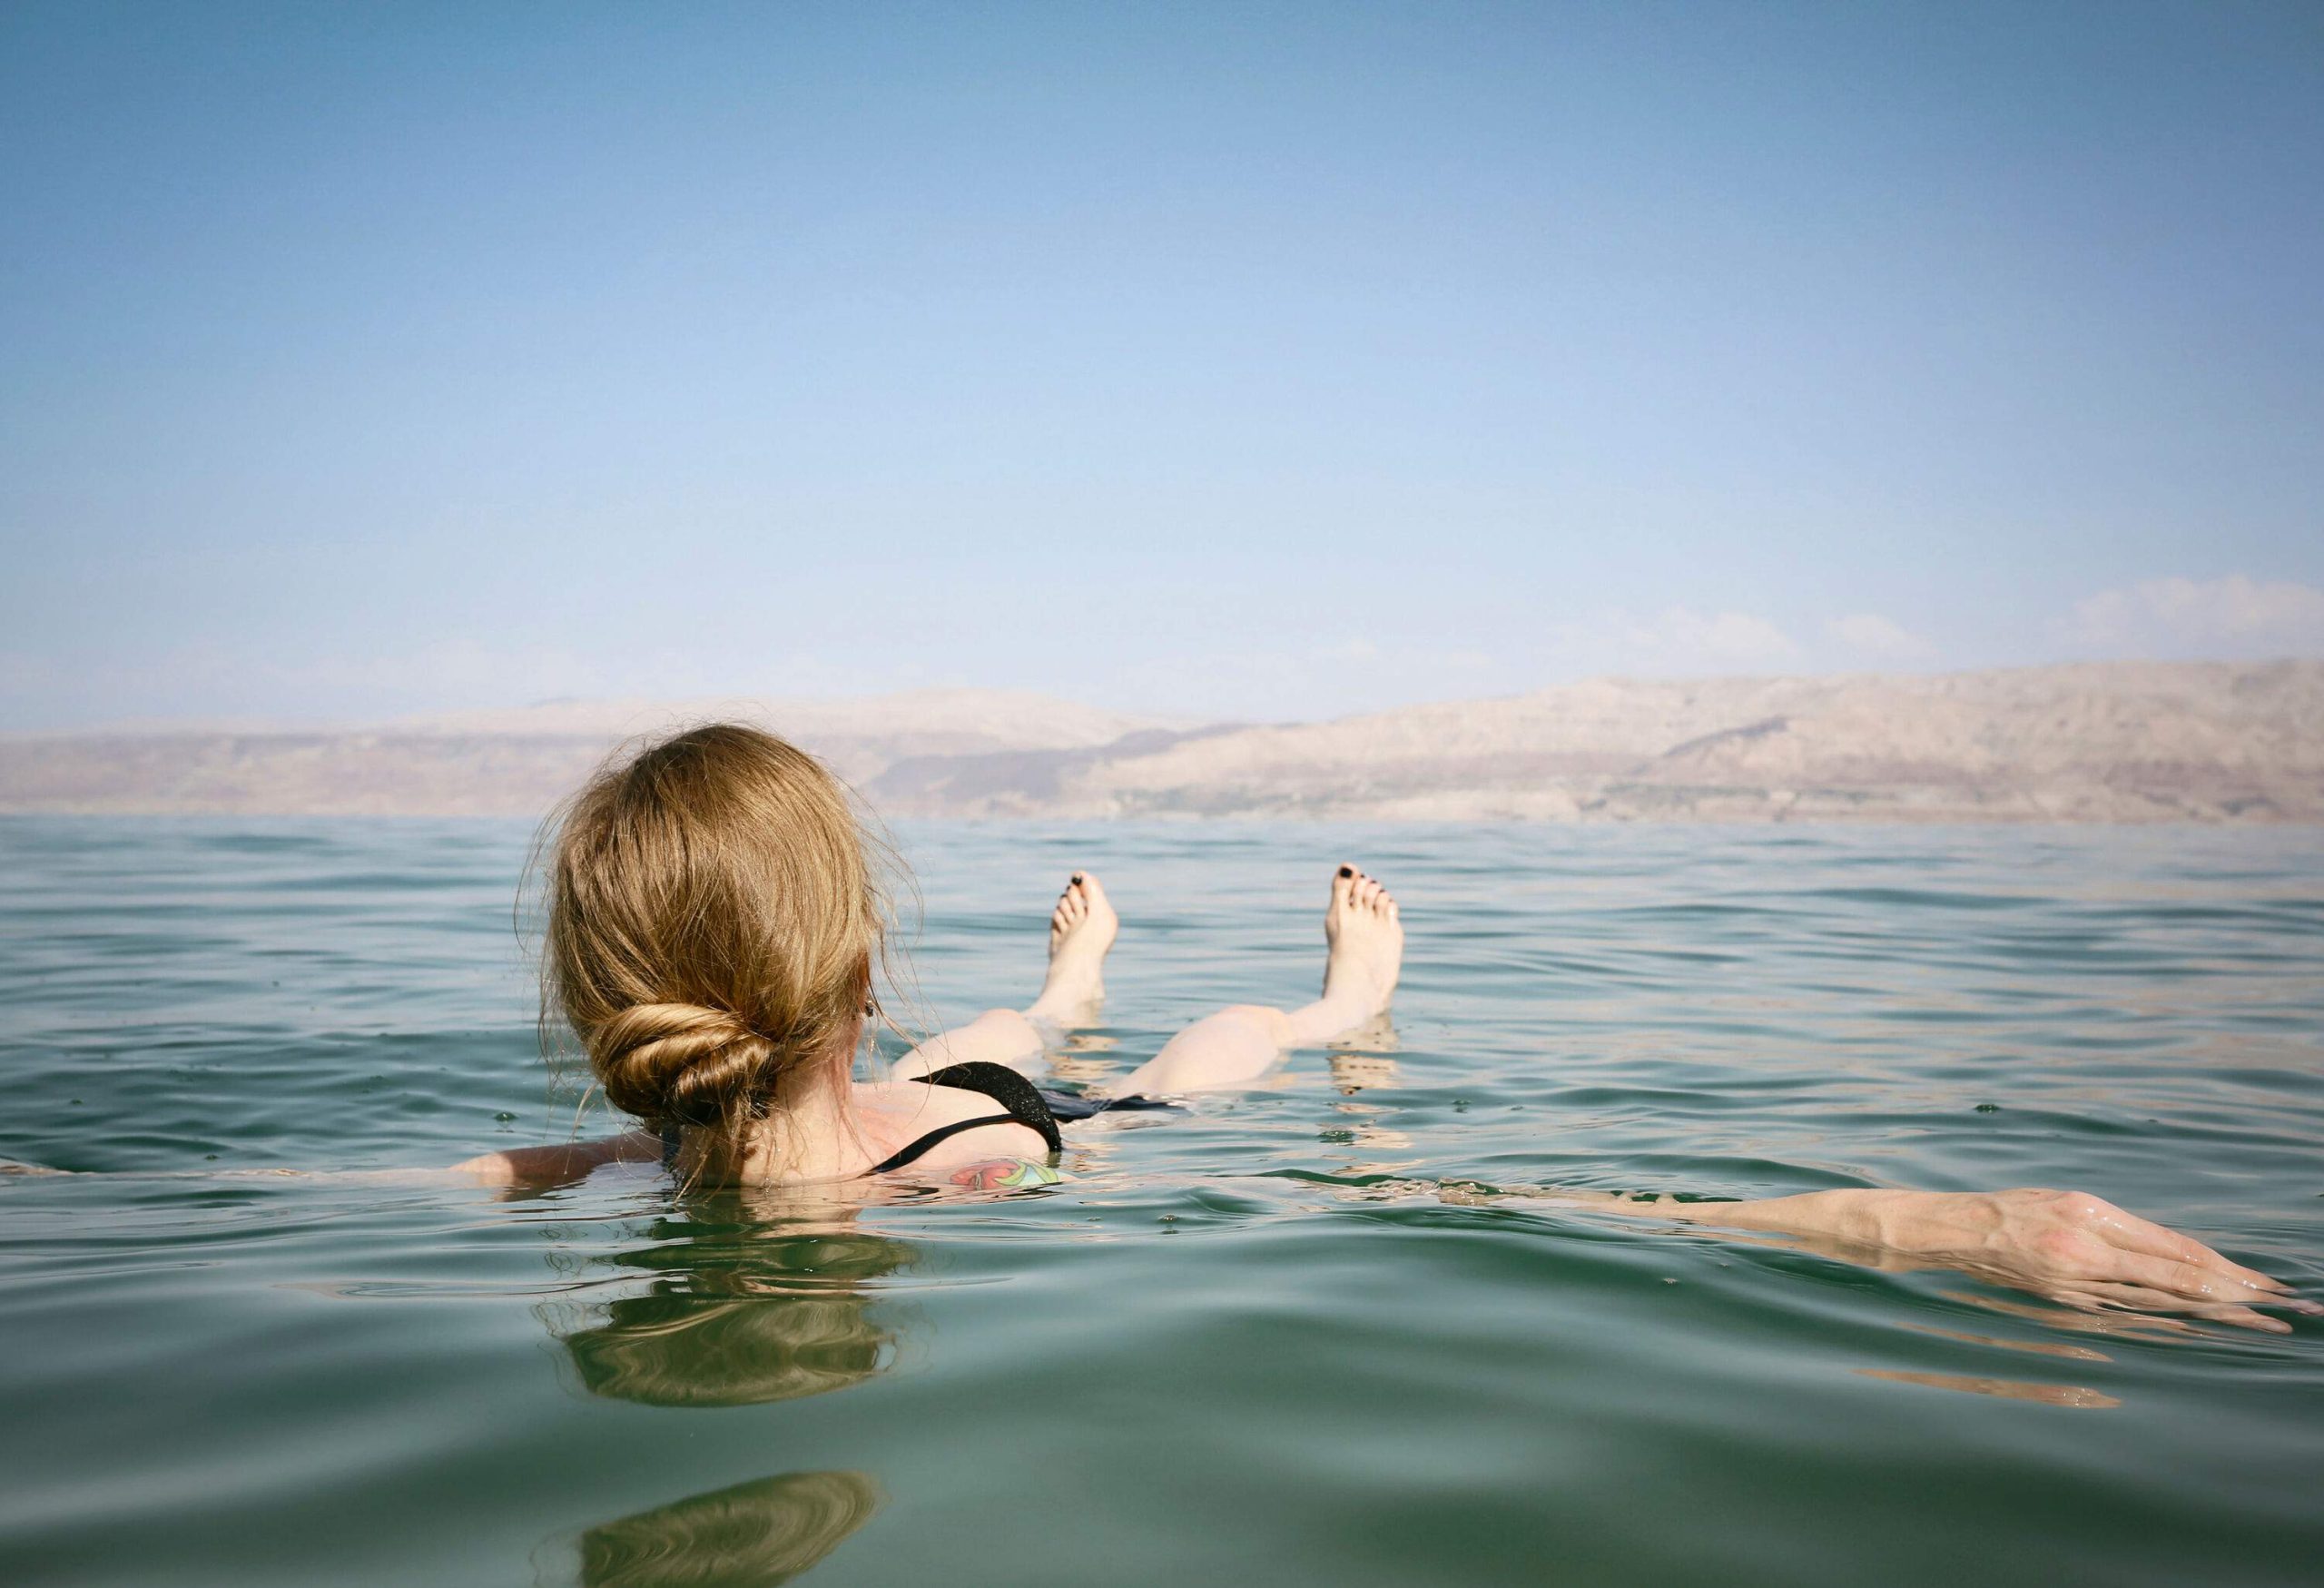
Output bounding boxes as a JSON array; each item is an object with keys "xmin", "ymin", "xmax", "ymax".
[{"xmin": 1333, "ymin": 864, "xmax": 1356, "ymax": 906}]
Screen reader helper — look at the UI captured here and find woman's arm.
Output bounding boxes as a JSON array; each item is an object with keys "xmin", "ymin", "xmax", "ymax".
[
  {"xmin": 1467, "ymin": 1183, "xmax": 2313, "ymax": 1333},
  {"xmin": 448, "ymin": 1130, "xmax": 663, "ymax": 1189},
  {"xmin": 1711, "ymin": 1188, "xmax": 2311, "ymax": 1327}
]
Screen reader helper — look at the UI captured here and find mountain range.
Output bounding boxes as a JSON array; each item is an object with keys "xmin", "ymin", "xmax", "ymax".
[{"xmin": 3, "ymin": 663, "xmax": 2318, "ymax": 823}]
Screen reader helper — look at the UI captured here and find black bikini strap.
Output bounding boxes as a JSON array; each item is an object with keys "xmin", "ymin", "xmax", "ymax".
[
  {"xmin": 913, "ymin": 1061, "xmax": 1065, "ymax": 1151},
  {"xmin": 864, "ymin": 1113, "xmax": 1020, "ymax": 1177}
]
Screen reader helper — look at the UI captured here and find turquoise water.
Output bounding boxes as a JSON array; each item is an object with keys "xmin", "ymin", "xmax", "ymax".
[{"xmin": 3, "ymin": 817, "xmax": 2320, "ymax": 1586}]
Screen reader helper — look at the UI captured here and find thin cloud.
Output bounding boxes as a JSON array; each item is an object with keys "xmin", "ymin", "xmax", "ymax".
[
  {"xmin": 2067, "ymin": 575, "xmax": 2324, "ymax": 653},
  {"xmin": 1827, "ymin": 612, "xmax": 1933, "ymax": 660},
  {"xmin": 1609, "ymin": 607, "xmax": 1802, "ymax": 667},
  {"xmin": 1109, "ymin": 638, "xmax": 1500, "ymax": 721}
]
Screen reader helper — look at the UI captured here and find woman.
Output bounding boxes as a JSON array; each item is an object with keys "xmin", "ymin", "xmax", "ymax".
[{"xmin": 455, "ymin": 724, "xmax": 2311, "ymax": 1332}]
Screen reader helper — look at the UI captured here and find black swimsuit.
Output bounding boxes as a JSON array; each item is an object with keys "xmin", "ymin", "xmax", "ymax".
[
  {"xmin": 657, "ymin": 1061, "xmax": 1155, "ymax": 1176},
  {"xmin": 865, "ymin": 1060, "xmax": 1066, "ymax": 1173}
]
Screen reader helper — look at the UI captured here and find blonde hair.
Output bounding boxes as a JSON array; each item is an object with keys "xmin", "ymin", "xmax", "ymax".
[{"xmin": 541, "ymin": 724, "xmax": 890, "ymax": 1149}]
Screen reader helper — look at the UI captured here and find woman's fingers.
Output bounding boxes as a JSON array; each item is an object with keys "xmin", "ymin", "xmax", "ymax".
[
  {"xmin": 2089, "ymin": 1248, "xmax": 2273, "ymax": 1304},
  {"xmin": 2079, "ymin": 1229, "xmax": 2319, "ymax": 1316},
  {"xmin": 1985, "ymin": 1195, "xmax": 2315, "ymax": 1330},
  {"xmin": 2081, "ymin": 1202, "xmax": 2289, "ymax": 1291},
  {"xmin": 2029, "ymin": 1191, "xmax": 2306, "ymax": 1308}
]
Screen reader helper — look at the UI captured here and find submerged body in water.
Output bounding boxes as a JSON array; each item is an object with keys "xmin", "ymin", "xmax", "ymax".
[
  {"xmin": 440, "ymin": 727, "xmax": 2303, "ymax": 1334},
  {"xmin": 460, "ymin": 858, "xmax": 2306, "ymax": 1333}
]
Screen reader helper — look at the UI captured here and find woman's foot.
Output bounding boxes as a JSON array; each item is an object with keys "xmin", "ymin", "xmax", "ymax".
[
  {"xmin": 1106, "ymin": 863, "xmax": 1407, "ymax": 1095},
  {"xmin": 1318, "ymin": 863, "xmax": 1403, "ymax": 1021},
  {"xmin": 1025, "ymin": 871, "xmax": 1117, "ymax": 1026}
]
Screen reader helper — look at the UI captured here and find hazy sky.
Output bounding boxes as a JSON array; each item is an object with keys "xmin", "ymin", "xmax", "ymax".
[{"xmin": 4, "ymin": 2, "xmax": 2319, "ymax": 730}]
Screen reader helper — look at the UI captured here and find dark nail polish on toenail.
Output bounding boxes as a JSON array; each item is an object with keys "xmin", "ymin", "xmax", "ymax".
[{"xmin": 1338, "ymin": 865, "xmax": 1354, "ymax": 877}]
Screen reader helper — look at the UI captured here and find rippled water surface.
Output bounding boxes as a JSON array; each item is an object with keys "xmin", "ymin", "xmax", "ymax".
[{"xmin": 4, "ymin": 818, "xmax": 2321, "ymax": 1586}]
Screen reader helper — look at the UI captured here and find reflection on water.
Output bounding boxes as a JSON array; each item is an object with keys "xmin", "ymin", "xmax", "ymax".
[
  {"xmin": 562, "ymin": 1470, "xmax": 881, "ymax": 1588},
  {"xmin": 1323, "ymin": 1057, "xmax": 1418, "ymax": 1172},
  {"xmin": 539, "ymin": 1206, "xmax": 899, "ymax": 1583},
  {"xmin": 1048, "ymin": 1031, "xmax": 1123, "ymax": 1087},
  {"xmin": 1935, "ymin": 1288, "xmax": 2204, "ymax": 1340},
  {"xmin": 1855, "ymin": 1369, "xmax": 2122, "ymax": 1409},
  {"xmin": 1897, "ymin": 1323, "xmax": 2111, "ymax": 1363},
  {"xmin": 1328, "ymin": 1053, "xmax": 1400, "ymax": 1094},
  {"xmin": 545, "ymin": 1205, "xmax": 914, "ymax": 1409}
]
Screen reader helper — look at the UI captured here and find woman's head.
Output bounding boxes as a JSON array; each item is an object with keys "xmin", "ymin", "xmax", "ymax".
[{"xmin": 542, "ymin": 724, "xmax": 886, "ymax": 1137}]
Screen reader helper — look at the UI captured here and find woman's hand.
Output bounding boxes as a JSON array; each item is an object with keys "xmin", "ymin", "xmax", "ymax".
[{"xmin": 1714, "ymin": 1187, "xmax": 2315, "ymax": 1333}]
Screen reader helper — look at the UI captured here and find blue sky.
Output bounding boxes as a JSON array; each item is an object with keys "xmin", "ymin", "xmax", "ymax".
[{"xmin": 3, "ymin": 1, "xmax": 2319, "ymax": 730}]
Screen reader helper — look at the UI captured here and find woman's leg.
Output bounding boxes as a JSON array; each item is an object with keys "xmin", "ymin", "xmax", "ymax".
[
  {"xmin": 1112, "ymin": 866, "xmax": 1403, "ymax": 1096},
  {"xmin": 889, "ymin": 872, "xmax": 1118, "ymax": 1080}
]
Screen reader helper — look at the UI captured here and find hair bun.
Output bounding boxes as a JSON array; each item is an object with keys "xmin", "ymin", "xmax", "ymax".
[{"xmin": 592, "ymin": 1002, "xmax": 775, "ymax": 1128}]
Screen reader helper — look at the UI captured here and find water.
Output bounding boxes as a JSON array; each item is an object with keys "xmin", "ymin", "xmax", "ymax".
[{"xmin": 3, "ymin": 818, "xmax": 2320, "ymax": 1587}]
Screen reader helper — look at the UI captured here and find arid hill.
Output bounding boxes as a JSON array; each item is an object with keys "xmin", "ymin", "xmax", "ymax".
[
  {"xmin": 0, "ymin": 690, "xmax": 1179, "ymax": 818},
  {"xmin": 3, "ymin": 664, "xmax": 2319, "ymax": 823}
]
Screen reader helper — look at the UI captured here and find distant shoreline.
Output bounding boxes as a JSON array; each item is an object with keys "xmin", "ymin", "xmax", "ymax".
[{"xmin": 3, "ymin": 663, "xmax": 2318, "ymax": 824}]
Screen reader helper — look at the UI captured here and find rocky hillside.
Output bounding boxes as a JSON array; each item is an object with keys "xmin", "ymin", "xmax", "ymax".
[
  {"xmin": 0, "ymin": 690, "xmax": 1180, "ymax": 817},
  {"xmin": 4, "ymin": 665, "xmax": 2319, "ymax": 823}
]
